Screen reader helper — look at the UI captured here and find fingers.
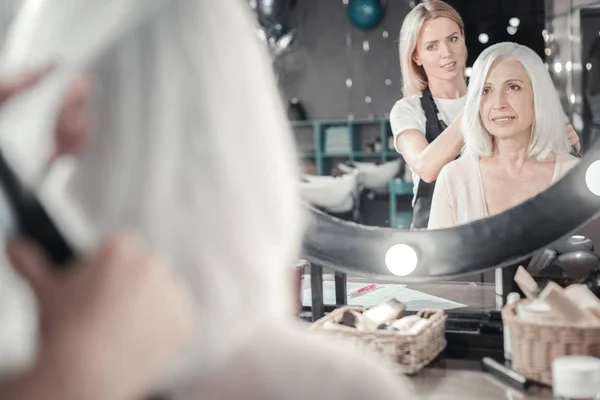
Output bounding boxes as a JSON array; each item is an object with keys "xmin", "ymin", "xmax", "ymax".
[
  {"xmin": 0, "ymin": 66, "xmax": 53, "ymax": 105},
  {"xmin": 5, "ymin": 239, "xmax": 54, "ymax": 300},
  {"xmin": 55, "ymin": 75, "xmax": 92, "ymax": 157}
]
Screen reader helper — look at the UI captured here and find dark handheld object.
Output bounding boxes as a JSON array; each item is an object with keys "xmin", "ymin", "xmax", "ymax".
[
  {"xmin": 0, "ymin": 149, "xmax": 74, "ymax": 266},
  {"xmin": 481, "ymin": 357, "xmax": 530, "ymax": 390}
]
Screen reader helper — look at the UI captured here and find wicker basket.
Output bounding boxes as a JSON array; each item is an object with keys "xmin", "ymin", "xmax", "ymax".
[
  {"xmin": 502, "ymin": 301, "xmax": 600, "ymax": 385},
  {"xmin": 311, "ymin": 306, "xmax": 447, "ymax": 374}
]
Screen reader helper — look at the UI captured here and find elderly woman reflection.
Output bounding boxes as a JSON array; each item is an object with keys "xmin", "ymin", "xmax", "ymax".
[{"xmin": 428, "ymin": 42, "xmax": 579, "ymax": 229}]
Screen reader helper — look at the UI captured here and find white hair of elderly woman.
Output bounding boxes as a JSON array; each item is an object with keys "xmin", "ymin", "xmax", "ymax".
[
  {"xmin": 0, "ymin": 0, "xmax": 416, "ymax": 398},
  {"xmin": 0, "ymin": 1, "xmax": 414, "ymax": 398},
  {"xmin": 461, "ymin": 42, "xmax": 571, "ymax": 159},
  {"xmin": 0, "ymin": 0, "xmax": 307, "ymax": 385}
]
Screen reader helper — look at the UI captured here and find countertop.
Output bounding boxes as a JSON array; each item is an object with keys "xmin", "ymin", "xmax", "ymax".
[{"xmin": 404, "ymin": 360, "xmax": 553, "ymax": 399}]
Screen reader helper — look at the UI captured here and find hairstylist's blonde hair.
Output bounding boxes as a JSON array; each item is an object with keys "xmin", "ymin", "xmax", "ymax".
[{"xmin": 399, "ymin": 0, "xmax": 464, "ymax": 97}]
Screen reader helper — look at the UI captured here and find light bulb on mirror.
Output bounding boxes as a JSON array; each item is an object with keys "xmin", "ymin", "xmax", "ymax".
[
  {"xmin": 585, "ymin": 161, "xmax": 600, "ymax": 196},
  {"xmin": 385, "ymin": 244, "xmax": 418, "ymax": 276}
]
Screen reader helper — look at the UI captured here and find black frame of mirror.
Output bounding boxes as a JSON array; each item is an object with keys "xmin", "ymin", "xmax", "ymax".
[{"xmin": 302, "ymin": 139, "xmax": 600, "ymax": 282}]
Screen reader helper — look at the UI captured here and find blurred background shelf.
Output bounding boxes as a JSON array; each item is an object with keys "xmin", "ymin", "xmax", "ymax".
[{"xmin": 293, "ymin": 118, "xmax": 413, "ymax": 228}]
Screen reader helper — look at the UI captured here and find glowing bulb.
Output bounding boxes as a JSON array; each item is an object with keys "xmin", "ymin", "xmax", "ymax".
[
  {"xmin": 478, "ymin": 33, "xmax": 489, "ymax": 44},
  {"xmin": 507, "ymin": 26, "xmax": 517, "ymax": 35},
  {"xmin": 365, "ymin": 96, "xmax": 372, "ymax": 104},
  {"xmin": 570, "ymin": 94, "xmax": 576, "ymax": 104},
  {"xmin": 385, "ymin": 244, "xmax": 418, "ymax": 276},
  {"xmin": 586, "ymin": 161, "xmax": 600, "ymax": 196},
  {"xmin": 466, "ymin": 67, "xmax": 472, "ymax": 77},
  {"xmin": 363, "ymin": 40, "xmax": 370, "ymax": 52},
  {"xmin": 509, "ymin": 17, "xmax": 520, "ymax": 27},
  {"xmin": 587, "ymin": 63, "xmax": 593, "ymax": 71},
  {"xmin": 554, "ymin": 62, "xmax": 562, "ymax": 73},
  {"xmin": 566, "ymin": 61, "xmax": 573, "ymax": 71},
  {"xmin": 346, "ymin": 78, "xmax": 352, "ymax": 88}
]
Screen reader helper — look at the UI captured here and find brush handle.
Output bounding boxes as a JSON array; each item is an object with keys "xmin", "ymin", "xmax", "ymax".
[{"xmin": 0, "ymin": 150, "xmax": 75, "ymax": 266}]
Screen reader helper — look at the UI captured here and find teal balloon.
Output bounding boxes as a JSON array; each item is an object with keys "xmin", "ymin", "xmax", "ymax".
[{"xmin": 347, "ymin": 0, "xmax": 384, "ymax": 31}]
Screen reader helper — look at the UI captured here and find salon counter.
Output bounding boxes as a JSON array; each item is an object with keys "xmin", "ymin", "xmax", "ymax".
[{"xmin": 405, "ymin": 359, "xmax": 553, "ymax": 399}]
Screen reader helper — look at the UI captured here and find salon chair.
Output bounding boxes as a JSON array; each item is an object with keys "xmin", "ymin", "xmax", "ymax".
[
  {"xmin": 299, "ymin": 171, "xmax": 360, "ymax": 220},
  {"xmin": 338, "ymin": 159, "xmax": 401, "ymax": 195},
  {"xmin": 338, "ymin": 159, "xmax": 401, "ymax": 227}
]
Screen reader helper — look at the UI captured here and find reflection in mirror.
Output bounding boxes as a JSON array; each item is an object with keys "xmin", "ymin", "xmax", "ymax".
[
  {"xmin": 280, "ymin": 0, "xmax": 584, "ymax": 235},
  {"xmin": 247, "ymin": 0, "xmax": 600, "ymax": 314},
  {"xmin": 427, "ymin": 42, "xmax": 578, "ymax": 230}
]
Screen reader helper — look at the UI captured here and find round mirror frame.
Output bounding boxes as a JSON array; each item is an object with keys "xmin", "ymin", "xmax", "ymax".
[{"xmin": 303, "ymin": 140, "xmax": 600, "ymax": 281}]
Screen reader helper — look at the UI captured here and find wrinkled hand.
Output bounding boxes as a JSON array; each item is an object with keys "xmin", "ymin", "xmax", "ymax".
[
  {"xmin": 566, "ymin": 123, "xmax": 581, "ymax": 152},
  {"xmin": 5, "ymin": 233, "xmax": 198, "ymax": 400}
]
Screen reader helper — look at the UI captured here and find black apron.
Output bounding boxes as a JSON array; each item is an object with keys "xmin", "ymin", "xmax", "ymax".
[{"xmin": 410, "ymin": 87, "xmax": 449, "ymax": 230}]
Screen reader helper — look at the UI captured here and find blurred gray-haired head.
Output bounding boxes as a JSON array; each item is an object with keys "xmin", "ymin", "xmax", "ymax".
[{"xmin": 0, "ymin": 0, "xmax": 305, "ymax": 385}]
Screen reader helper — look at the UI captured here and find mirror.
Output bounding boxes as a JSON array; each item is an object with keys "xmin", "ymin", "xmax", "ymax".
[{"xmin": 250, "ymin": 0, "xmax": 600, "ymax": 302}]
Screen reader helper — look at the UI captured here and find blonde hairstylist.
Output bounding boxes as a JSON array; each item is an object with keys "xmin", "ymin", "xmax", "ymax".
[
  {"xmin": 0, "ymin": 0, "xmax": 411, "ymax": 399},
  {"xmin": 390, "ymin": 0, "xmax": 579, "ymax": 229}
]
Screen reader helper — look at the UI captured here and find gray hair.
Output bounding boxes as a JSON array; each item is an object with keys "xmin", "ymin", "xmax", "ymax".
[
  {"xmin": 461, "ymin": 42, "xmax": 570, "ymax": 159},
  {"xmin": 0, "ymin": 0, "xmax": 304, "ymax": 384}
]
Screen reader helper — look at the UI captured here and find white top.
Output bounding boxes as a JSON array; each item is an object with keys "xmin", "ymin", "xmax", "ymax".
[
  {"xmin": 427, "ymin": 153, "xmax": 579, "ymax": 229},
  {"xmin": 389, "ymin": 94, "xmax": 466, "ymax": 204}
]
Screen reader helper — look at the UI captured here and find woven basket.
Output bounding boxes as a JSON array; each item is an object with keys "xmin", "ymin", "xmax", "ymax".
[
  {"xmin": 311, "ymin": 306, "xmax": 447, "ymax": 374},
  {"xmin": 502, "ymin": 301, "xmax": 600, "ymax": 385}
]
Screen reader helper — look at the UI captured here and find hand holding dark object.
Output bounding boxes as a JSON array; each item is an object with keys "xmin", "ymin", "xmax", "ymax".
[{"xmin": 0, "ymin": 233, "xmax": 199, "ymax": 400}]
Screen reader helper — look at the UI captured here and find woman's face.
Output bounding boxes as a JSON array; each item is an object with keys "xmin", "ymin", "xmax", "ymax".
[
  {"xmin": 479, "ymin": 59, "xmax": 535, "ymax": 140},
  {"xmin": 413, "ymin": 17, "xmax": 466, "ymax": 83}
]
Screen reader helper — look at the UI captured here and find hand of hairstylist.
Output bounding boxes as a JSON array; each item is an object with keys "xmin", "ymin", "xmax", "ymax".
[
  {"xmin": 395, "ymin": 108, "xmax": 464, "ymax": 183},
  {"xmin": 0, "ymin": 233, "xmax": 199, "ymax": 400},
  {"xmin": 397, "ymin": 113, "xmax": 581, "ymax": 183}
]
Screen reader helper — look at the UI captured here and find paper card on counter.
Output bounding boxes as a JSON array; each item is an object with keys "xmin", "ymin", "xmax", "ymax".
[{"xmin": 302, "ymin": 282, "xmax": 467, "ymax": 311}]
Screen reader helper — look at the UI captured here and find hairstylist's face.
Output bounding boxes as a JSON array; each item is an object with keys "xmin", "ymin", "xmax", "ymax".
[
  {"xmin": 413, "ymin": 17, "xmax": 466, "ymax": 83},
  {"xmin": 479, "ymin": 59, "xmax": 535, "ymax": 140}
]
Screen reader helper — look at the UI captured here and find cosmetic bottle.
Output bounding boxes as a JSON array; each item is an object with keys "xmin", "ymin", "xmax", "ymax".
[
  {"xmin": 552, "ymin": 356, "xmax": 600, "ymax": 400},
  {"xmin": 361, "ymin": 299, "xmax": 406, "ymax": 331},
  {"xmin": 503, "ymin": 292, "xmax": 520, "ymax": 362}
]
